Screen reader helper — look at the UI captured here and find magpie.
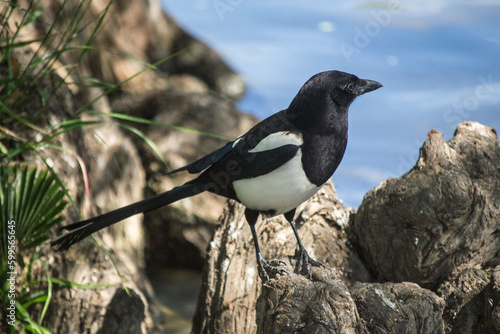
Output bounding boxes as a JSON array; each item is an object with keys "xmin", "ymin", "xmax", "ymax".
[{"xmin": 51, "ymin": 70, "xmax": 382, "ymax": 281}]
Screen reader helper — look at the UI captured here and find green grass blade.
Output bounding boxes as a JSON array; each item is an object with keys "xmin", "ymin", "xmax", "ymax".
[
  {"xmin": 38, "ymin": 259, "xmax": 52, "ymax": 326},
  {"xmin": 78, "ymin": 50, "xmax": 186, "ymax": 113},
  {"xmin": 0, "ymin": 101, "xmax": 49, "ymax": 135},
  {"xmin": 3, "ymin": 118, "xmax": 101, "ymax": 162},
  {"xmin": 56, "ymin": 119, "xmax": 102, "ymax": 130},
  {"xmin": 22, "ymin": 294, "xmax": 48, "ymax": 309},
  {"xmin": 92, "ymin": 236, "xmax": 129, "ymax": 295},
  {"xmin": 116, "ymin": 122, "xmax": 167, "ymax": 167},
  {"xmin": 85, "ymin": 110, "xmax": 232, "ymax": 141},
  {"xmin": 15, "ymin": 301, "xmax": 45, "ymax": 334},
  {"xmin": 23, "ymin": 5, "xmax": 43, "ymax": 26}
]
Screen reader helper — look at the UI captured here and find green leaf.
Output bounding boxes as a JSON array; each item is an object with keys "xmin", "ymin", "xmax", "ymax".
[
  {"xmin": 0, "ymin": 101, "xmax": 49, "ymax": 135},
  {"xmin": 85, "ymin": 110, "xmax": 232, "ymax": 141},
  {"xmin": 0, "ymin": 164, "xmax": 67, "ymax": 259},
  {"xmin": 38, "ymin": 259, "xmax": 52, "ymax": 325},
  {"xmin": 117, "ymin": 122, "xmax": 168, "ymax": 167},
  {"xmin": 15, "ymin": 301, "xmax": 54, "ymax": 334},
  {"xmin": 23, "ymin": 6, "xmax": 44, "ymax": 26},
  {"xmin": 22, "ymin": 294, "xmax": 48, "ymax": 309}
]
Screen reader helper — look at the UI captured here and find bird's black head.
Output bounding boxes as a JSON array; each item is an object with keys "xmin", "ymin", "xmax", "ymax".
[{"xmin": 286, "ymin": 70, "xmax": 382, "ymax": 133}]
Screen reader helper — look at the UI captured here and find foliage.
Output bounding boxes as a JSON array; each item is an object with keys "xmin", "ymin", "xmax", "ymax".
[
  {"xmin": 0, "ymin": 1, "xmax": 115, "ymax": 332},
  {"xmin": 0, "ymin": 164, "xmax": 66, "ymax": 261},
  {"xmin": 0, "ymin": 163, "xmax": 66, "ymax": 333},
  {"xmin": 0, "ymin": 0, "xmax": 227, "ymax": 332}
]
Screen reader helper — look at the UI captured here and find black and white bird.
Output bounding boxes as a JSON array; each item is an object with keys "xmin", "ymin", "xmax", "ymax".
[{"xmin": 51, "ymin": 70, "xmax": 382, "ymax": 281}]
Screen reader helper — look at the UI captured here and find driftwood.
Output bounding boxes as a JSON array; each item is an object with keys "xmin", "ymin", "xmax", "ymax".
[
  {"xmin": 350, "ymin": 282, "xmax": 445, "ymax": 334},
  {"xmin": 193, "ymin": 121, "xmax": 500, "ymax": 334},
  {"xmin": 191, "ymin": 182, "xmax": 447, "ymax": 333},
  {"xmin": 354, "ymin": 122, "xmax": 500, "ymax": 288},
  {"xmin": 353, "ymin": 121, "xmax": 500, "ymax": 332},
  {"xmin": 192, "ymin": 182, "xmax": 364, "ymax": 333}
]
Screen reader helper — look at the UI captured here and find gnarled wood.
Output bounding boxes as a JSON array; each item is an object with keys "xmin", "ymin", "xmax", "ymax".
[{"xmin": 192, "ymin": 181, "xmax": 363, "ymax": 333}]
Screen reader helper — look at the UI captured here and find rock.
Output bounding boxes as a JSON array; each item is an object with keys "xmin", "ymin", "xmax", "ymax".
[
  {"xmin": 437, "ymin": 266, "xmax": 489, "ymax": 313},
  {"xmin": 353, "ymin": 122, "xmax": 500, "ymax": 288},
  {"xmin": 86, "ymin": 121, "xmax": 147, "ymax": 262},
  {"xmin": 492, "ymin": 266, "xmax": 500, "ymax": 332},
  {"xmin": 98, "ymin": 288, "xmax": 148, "ymax": 334},
  {"xmin": 351, "ymin": 121, "xmax": 500, "ymax": 333}
]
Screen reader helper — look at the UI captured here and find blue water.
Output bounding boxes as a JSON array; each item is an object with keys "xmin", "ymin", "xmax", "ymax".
[{"xmin": 161, "ymin": 0, "xmax": 500, "ymax": 208}]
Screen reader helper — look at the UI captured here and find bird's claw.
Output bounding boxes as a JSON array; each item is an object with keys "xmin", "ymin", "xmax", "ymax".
[
  {"xmin": 257, "ymin": 258, "xmax": 288, "ymax": 282},
  {"xmin": 294, "ymin": 247, "xmax": 325, "ymax": 279}
]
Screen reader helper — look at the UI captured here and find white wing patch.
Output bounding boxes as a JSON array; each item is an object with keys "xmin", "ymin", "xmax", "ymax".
[{"xmin": 249, "ymin": 131, "xmax": 303, "ymax": 153}]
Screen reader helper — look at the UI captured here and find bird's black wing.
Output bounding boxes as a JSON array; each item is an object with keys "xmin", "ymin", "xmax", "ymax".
[
  {"xmin": 166, "ymin": 140, "xmax": 236, "ymax": 175},
  {"xmin": 196, "ymin": 129, "xmax": 302, "ymax": 184},
  {"xmin": 225, "ymin": 144, "xmax": 300, "ymax": 180},
  {"xmin": 168, "ymin": 110, "xmax": 298, "ymax": 177}
]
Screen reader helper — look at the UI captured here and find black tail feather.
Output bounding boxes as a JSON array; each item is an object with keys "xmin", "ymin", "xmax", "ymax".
[{"xmin": 51, "ymin": 183, "xmax": 204, "ymax": 251}]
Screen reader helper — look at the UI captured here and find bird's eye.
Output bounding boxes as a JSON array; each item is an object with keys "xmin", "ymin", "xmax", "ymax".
[{"xmin": 345, "ymin": 82, "xmax": 355, "ymax": 92}]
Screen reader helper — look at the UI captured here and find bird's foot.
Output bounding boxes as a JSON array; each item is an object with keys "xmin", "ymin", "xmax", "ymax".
[
  {"xmin": 256, "ymin": 256, "xmax": 287, "ymax": 282},
  {"xmin": 293, "ymin": 247, "xmax": 326, "ymax": 279}
]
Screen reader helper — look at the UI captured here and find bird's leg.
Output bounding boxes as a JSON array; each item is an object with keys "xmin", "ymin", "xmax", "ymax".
[
  {"xmin": 284, "ymin": 210, "xmax": 325, "ymax": 279},
  {"xmin": 246, "ymin": 209, "xmax": 286, "ymax": 282}
]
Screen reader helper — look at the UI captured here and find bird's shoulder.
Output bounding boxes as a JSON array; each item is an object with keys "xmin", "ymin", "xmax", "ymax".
[
  {"xmin": 234, "ymin": 110, "xmax": 301, "ymax": 153},
  {"xmin": 167, "ymin": 110, "xmax": 301, "ymax": 176}
]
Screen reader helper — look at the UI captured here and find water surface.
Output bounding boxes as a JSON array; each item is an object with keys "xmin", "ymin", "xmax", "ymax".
[{"xmin": 161, "ymin": 0, "xmax": 500, "ymax": 208}]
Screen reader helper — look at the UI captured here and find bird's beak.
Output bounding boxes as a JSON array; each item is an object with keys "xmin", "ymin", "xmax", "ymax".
[{"xmin": 356, "ymin": 79, "xmax": 383, "ymax": 96}]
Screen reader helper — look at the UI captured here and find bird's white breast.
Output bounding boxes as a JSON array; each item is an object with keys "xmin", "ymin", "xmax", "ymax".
[{"xmin": 233, "ymin": 132, "xmax": 321, "ymax": 215}]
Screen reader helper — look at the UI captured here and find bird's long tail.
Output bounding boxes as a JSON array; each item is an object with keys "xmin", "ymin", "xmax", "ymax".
[{"xmin": 51, "ymin": 183, "xmax": 204, "ymax": 251}]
